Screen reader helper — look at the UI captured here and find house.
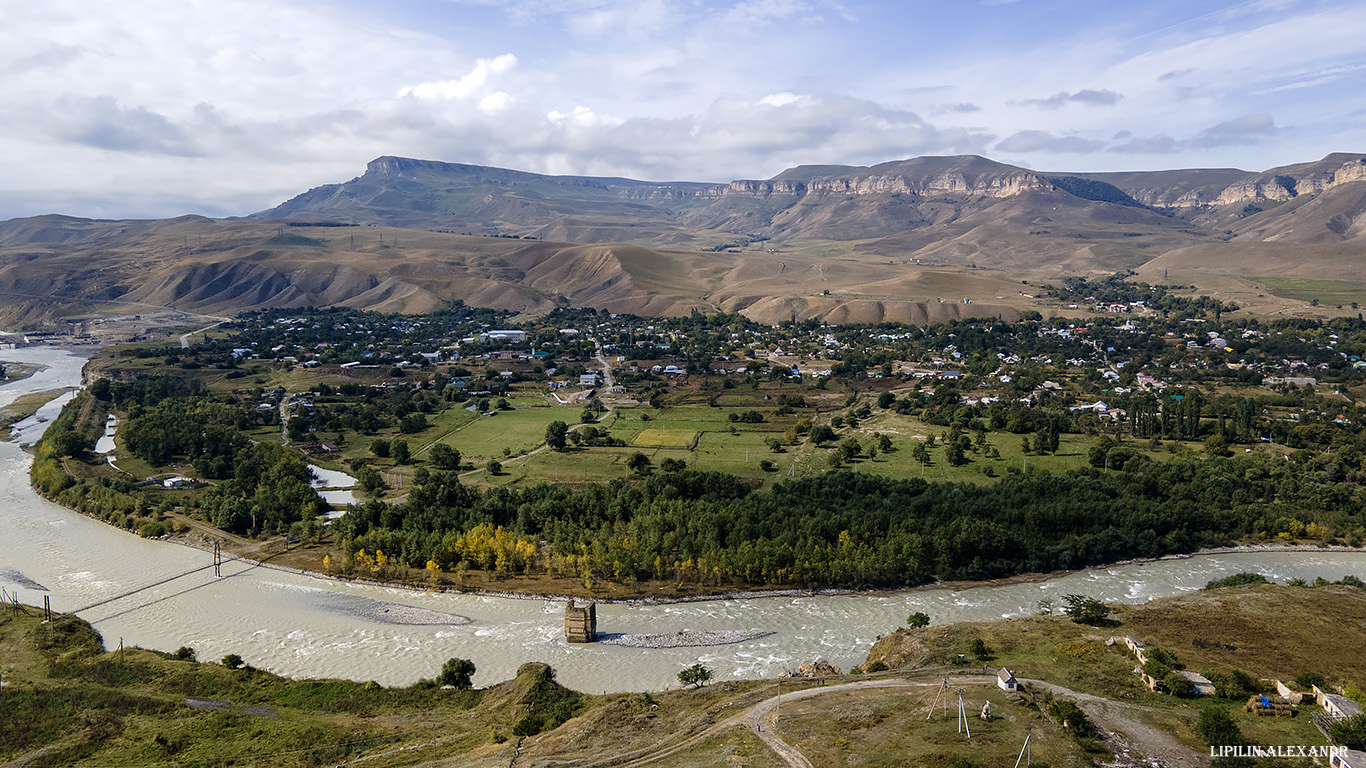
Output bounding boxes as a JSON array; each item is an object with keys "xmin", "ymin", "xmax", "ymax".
[
  {"xmin": 579, "ymin": 373, "xmax": 600, "ymax": 387},
  {"xmin": 162, "ymin": 476, "xmax": 192, "ymax": 489},
  {"xmin": 482, "ymin": 330, "xmax": 527, "ymax": 343},
  {"xmin": 1331, "ymin": 750, "xmax": 1366, "ymax": 768},
  {"xmin": 1177, "ymin": 670, "xmax": 1216, "ymax": 696},
  {"xmin": 997, "ymin": 668, "xmax": 1019, "ymax": 692},
  {"xmin": 1317, "ymin": 687, "xmax": 1364, "ymax": 722}
]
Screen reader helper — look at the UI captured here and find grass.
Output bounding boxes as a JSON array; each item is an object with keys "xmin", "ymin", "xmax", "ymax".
[
  {"xmin": 631, "ymin": 428, "xmax": 699, "ymax": 448},
  {"xmin": 0, "ymin": 606, "xmax": 787, "ymax": 768},
  {"xmin": 776, "ymin": 686, "xmax": 1087, "ymax": 768},
  {"xmin": 433, "ymin": 406, "xmax": 575, "ymax": 461},
  {"xmin": 0, "ymin": 388, "xmax": 69, "ymax": 436},
  {"xmin": 1252, "ymin": 276, "xmax": 1366, "ymax": 307},
  {"xmin": 868, "ymin": 583, "xmax": 1366, "ymax": 757}
]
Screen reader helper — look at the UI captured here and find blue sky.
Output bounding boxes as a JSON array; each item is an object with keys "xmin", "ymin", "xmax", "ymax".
[{"xmin": 2, "ymin": 0, "xmax": 1364, "ymax": 218}]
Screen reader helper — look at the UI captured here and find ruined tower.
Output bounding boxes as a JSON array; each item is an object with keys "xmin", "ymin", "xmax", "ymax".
[{"xmin": 564, "ymin": 598, "xmax": 597, "ymax": 643}]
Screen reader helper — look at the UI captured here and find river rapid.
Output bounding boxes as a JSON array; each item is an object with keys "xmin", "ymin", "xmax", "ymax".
[{"xmin": 2, "ymin": 346, "xmax": 1364, "ymax": 693}]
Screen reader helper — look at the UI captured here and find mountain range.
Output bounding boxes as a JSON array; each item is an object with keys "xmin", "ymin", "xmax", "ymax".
[{"xmin": 2, "ymin": 152, "xmax": 1364, "ymax": 328}]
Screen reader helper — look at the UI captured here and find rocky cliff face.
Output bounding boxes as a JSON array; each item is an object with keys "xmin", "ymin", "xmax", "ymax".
[
  {"xmin": 1207, "ymin": 156, "xmax": 1365, "ymax": 206},
  {"xmin": 699, "ymin": 166, "xmax": 1053, "ymax": 201}
]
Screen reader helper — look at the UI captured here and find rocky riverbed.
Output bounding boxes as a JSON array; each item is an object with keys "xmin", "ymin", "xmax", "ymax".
[{"xmin": 599, "ymin": 629, "xmax": 774, "ymax": 649}]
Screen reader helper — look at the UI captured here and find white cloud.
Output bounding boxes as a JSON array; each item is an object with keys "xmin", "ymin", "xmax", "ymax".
[{"xmin": 398, "ymin": 54, "xmax": 518, "ymax": 100}]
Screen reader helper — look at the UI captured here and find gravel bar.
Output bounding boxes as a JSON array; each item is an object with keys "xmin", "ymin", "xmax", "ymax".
[{"xmin": 600, "ymin": 629, "xmax": 774, "ymax": 649}]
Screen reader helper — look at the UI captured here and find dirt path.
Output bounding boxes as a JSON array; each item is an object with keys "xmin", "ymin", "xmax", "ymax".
[
  {"xmin": 583, "ymin": 673, "xmax": 1201, "ymax": 768},
  {"xmin": 1026, "ymin": 680, "xmax": 1206, "ymax": 768},
  {"xmin": 590, "ymin": 676, "xmax": 989, "ymax": 768},
  {"xmin": 179, "ymin": 316, "xmax": 231, "ymax": 349}
]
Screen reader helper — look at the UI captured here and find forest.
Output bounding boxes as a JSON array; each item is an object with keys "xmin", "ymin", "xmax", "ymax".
[{"xmin": 328, "ymin": 455, "xmax": 1365, "ymax": 588}]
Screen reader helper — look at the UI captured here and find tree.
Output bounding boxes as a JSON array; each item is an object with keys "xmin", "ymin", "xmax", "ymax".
[
  {"xmin": 1061, "ymin": 594, "xmax": 1112, "ymax": 625},
  {"xmin": 1162, "ymin": 671, "xmax": 1193, "ymax": 696},
  {"xmin": 546, "ymin": 420, "xmax": 569, "ymax": 450},
  {"xmin": 392, "ymin": 440, "xmax": 411, "ymax": 465},
  {"xmin": 944, "ymin": 440, "xmax": 966, "ymax": 466},
  {"xmin": 809, "ymin": 424, "xmax": 836, "ymax": 445},
  {"xmin": 911, "ymin": 441, "xmax": 931, "ymax": 466},
  {"xmin": 678, "ymin": 663, "xmax": 712, "ymax": 688},
  {"xmin": 487, "ymin": 459, "xmax": 502, "ymax": 475},
  {"xmin": 430, "ymin": 443, "xmax": 461, "ymax": 471},
  {"xmin": 1047, "ymin": 699, "xmax": 1092, "ymax": 737},
  {"xmin": 908, "ymin": 612, "xmax": 930, "ymax": 628},
  {"xmin": 440, "ymin": 657, "xmax": 477, "ymax": 689},
  {"xmin": 877, "ymin": 391, "xmax": 896, "ymax": 409},
  {"xmin": 370, "ymin": 439, "xmax": 391, "ymax": 459},
  {"xmin": 1198, "ymin": 706, "xmax": 1245, "ymax": 747},
  {"xmin": 222, "ymin": 653, "xmax": 244, "ymax": 670},
  {"xmin": 969, "ymin": 638, "xmax": 993, "ymax": 660},
  {"xmin": 659, "ymin": 457, "xmax": 686, "ymax": 473},
  {"xmin": 1331, "ymin": 714, "xmax": 1366, "ymax": 750},
  {"xmin": 580, "ymin": 408, "xmax": 596, "ymax": 424},
  {"xmin": 173, "ymin": 646, "xmax": 196, "ymax": 661},
  {"xmin": 626, "ymin": 452, "xmax": 652, "ymax": 475}
]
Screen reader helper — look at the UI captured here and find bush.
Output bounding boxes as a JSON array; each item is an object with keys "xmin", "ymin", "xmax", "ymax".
[
  {"xmin": 1198, "ymin": 706, "xmax": 1245, "ymax": 746},
  {"xmin": 908, "ymin": 612, "xmax": 930, "ymax": 628},
  {"xmin": 440, "ymin": 657, "xmax": 476, "ymax": 689},
  {"xmin": 173, "ymin": 646, "xmax": 196, "ymax": 662},
  {"xmin": 1047, "ymin": 700, "xmax": 1092, "ymax": 737},
  {"xmin": 512, "ymin": 715, "xmax": 544, "ymax": 737},
  {"xmin": 1062, "ymin": 594, "xmax": 1112, "ymax": 625},
  {"xmin": 1294, "ymin": 671, "xmax": 1326, "ymax": 690},
  {"xmin": 1205, "ymin": 573, "xmax": 1270, "ymax": 590},
  {"xmin": 222, "ymin": 653, "xmax": 244, "ymax": 670}
]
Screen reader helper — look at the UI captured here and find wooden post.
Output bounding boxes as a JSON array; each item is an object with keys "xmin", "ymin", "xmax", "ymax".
[{"xmin": 43, "ymin": 595, "xmax": 51, "ymax": 622}]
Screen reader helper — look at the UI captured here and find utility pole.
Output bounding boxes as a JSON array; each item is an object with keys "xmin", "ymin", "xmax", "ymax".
[{"xmin": 957, "ymin": 689, "xmax": 971, "ymax": 738}]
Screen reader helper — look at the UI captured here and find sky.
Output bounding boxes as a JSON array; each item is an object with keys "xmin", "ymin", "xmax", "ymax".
[{"xmin": 2, "ymin": 0, "xmax": 1364, "ymax": 220}]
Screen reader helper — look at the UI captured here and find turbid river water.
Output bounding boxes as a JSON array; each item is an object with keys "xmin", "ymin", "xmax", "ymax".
[{"xmin": 2, "ymin": 346, "xmax": 1364, "ymax": 693}]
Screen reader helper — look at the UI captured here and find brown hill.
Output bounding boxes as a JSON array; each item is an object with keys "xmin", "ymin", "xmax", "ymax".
[{"xmin": 3, "ymin": 152, "xmax": 1366, "ymax": 327}]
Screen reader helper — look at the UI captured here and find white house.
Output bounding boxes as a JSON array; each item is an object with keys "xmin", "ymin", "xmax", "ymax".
[
  {"xmin": 1177, "ymin": 670, "xmax": 1217, "ymax": 696},
  {"xmin": 162, "ymin": 476, "xmax": 192, "ymax": 489},
  {"xmin": 482, "ymin": 330, "xmax": 527, "ymax": 343},
  {"xmin": 997, "ymin": 668, "xmax": 1019, "ymax": 692},
  {"xmin": 1331, "ymin": 750, "xmax": 1366, "ymax": 768}
]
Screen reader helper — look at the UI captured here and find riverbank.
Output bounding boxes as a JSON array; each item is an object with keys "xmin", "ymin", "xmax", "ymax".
[{"xmin": 159, "ymin": 520, "xmax": 1366, "ymax": 608}]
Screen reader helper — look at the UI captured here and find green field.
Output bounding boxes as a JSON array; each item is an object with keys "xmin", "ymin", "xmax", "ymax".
[
  {"xmin": 630, "ymin": 428, "xmax": 699, "ymax": 448},
  {"xmin": 429, "ymin": 405, "xmax": 577, "ymax": 461},
  {"xmin": 1252, "ymin": 276, "xmax": 1366, "ymax": 306}
]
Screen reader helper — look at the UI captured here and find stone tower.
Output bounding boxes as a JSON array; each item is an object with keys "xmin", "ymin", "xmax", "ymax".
[{"xmin": 564, "ymin": 598, "xmax": 597, "ymax": 643}]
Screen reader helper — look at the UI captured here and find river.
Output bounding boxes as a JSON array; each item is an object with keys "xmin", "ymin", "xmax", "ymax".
[{"xmin": 2, "ymin": 345, "xmax": 1364, "ymax": 693}]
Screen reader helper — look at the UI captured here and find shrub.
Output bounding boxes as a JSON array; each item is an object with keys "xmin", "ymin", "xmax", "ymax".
[
  {"xmin": 1062, "ymin": 594, "xmax": 1112, "ymax": 625},
  {"xmin": 1205, "ymin": 573, "xmax": 1270, "ymax": 590},
  {"xmin": 222, "ymin": 654, "xmax": 244, "ymax": 670},
  {"xmin": 439, "ymin": 658, "xmax": 476, "ymax": 689}
]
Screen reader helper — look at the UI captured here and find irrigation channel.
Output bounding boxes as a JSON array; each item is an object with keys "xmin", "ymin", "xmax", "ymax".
[{"xmin": 2, "ymin": 345, "xmax": 1365, "ymax": 692}]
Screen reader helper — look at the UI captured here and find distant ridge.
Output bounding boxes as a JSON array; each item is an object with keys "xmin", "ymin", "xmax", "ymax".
[{"xmin": 0, "ymin": 151, "xmax": 1363, "ymax": 329}]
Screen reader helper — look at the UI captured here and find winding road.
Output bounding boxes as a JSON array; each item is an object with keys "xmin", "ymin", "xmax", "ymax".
[{"xmin": 581, "ymin": 673, "xmax": 1201, "ymax": 768}]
